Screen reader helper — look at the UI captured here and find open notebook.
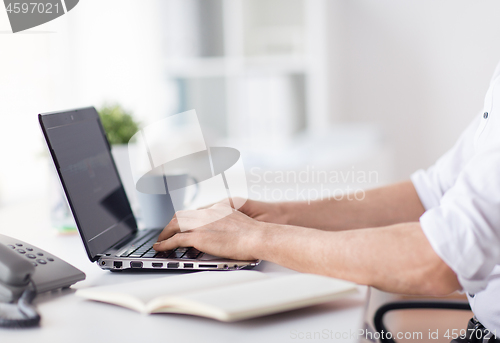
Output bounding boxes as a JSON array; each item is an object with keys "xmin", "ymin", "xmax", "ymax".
[{"xmin": 76, "ymin": 270, "xmax": 358, "ymax": 322}]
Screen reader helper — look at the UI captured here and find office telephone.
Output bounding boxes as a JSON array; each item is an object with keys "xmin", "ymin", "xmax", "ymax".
[{"xmin": 0, "ymin": 234, "xmax": 85, "ymax": 327}]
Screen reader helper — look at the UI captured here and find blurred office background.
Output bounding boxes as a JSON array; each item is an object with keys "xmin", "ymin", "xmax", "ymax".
[{"xmin": 2, "ymin": 0, "xmax": 500, "ymax": 206}]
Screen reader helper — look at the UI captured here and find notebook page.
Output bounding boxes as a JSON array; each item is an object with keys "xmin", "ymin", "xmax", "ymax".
[
  {"xmin": 158, "ymin": 273, "xmax": 357, "ymax": 321},
  {"xmin": 76, "ymin": 270, "xmax": 267, "ymax": 312}
]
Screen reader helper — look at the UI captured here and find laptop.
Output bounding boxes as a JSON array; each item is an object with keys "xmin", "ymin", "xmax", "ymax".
[{"xmin": 39, "ymin": 107, "xmax": 259, "ymax": 271}]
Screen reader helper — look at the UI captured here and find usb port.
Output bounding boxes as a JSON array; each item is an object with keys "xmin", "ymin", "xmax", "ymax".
[
  {"xmin": 167, "ymin": 262, "xmax": 179, "ymax": 269},
  {"xmin": 183, "ymin": 263, "xmax": 193, "ymax": 268},
  {"xmin": 199, "ymin": 264, "xmax": 217, "ymax": 268},
  {"xmin": 130, "ymin": 261, "xmax": 143, "ymax": 268},
  {"xmin": 152, "ymin": 262, "xmax": 163, "ymax": 268}
]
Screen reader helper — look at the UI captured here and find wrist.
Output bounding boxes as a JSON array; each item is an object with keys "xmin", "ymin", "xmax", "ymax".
[{"xmin": 250, "ymin": 221, "xmax": 279, "ymax": 261}]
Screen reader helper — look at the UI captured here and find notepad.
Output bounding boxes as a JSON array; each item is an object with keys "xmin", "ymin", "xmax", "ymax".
[{"xmin": 76, "ymin": 271, "xmax": 357, "ymax": 322}]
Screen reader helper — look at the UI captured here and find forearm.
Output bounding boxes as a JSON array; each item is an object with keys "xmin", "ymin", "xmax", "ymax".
[
  {"xmin": 154, "ymin": 200, "xmax": 457, "ymax": 295},
  {"xmin": 254, "ymin": 221, "xmax": 459, "ymax": 295},
  {"xmin": 280, "ymin": 181, "xmax": 426, "ymax": 231}
]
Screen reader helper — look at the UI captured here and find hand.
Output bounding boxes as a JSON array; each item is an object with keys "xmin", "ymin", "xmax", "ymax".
[
  {"xmin": 225, "ymin": 197, "xmax": 290, "ymax": 225},
  {"xmin": 153, "ymin": 202, "xmax": 267, "ymax": 261}
]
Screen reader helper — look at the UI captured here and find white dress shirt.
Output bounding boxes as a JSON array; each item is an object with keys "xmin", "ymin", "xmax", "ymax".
[{"xmin": 411, "ymin": 62, "xmax": 500, "ymax": 332}]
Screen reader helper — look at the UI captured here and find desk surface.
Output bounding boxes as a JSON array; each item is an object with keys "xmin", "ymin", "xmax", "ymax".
[{"xmin": 0, "ymin": 199, "xmax": 367, "ymax": 343}]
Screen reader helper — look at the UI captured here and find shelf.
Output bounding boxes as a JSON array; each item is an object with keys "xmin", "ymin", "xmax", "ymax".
[
  {"xmin": 222, "ymin": 124, "xmax": 386, "ymax": 171},
  {"xmin": 160, "ymin": 0, "xmax": 331, "ymax": 145},
  {"xmin": 164, "ymin": 55, "xmax": 307, "ymax": 78}
]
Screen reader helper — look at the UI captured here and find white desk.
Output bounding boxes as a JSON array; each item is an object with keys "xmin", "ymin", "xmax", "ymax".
[{"xmin": 0, "ymin": 199, "xmax": 367, "ymax": 343}]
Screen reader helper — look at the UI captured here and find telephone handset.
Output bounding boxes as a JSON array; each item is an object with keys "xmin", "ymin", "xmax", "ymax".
[
  {"xmin": 0, "ymin": 242, "xmax": 35, "ymax": 301},
  {"xmin": 0, "ymin": 242, "xmax": 39, "ymax": 327},
  {"xmin": 0, "ymin": 234, "xmax": 86, "ymax": 327}
]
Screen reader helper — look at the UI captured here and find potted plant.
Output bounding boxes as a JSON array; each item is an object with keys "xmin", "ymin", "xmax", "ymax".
[{"xmin": 98, "ymin": 104, "xmax": 140, "ymax": 146}]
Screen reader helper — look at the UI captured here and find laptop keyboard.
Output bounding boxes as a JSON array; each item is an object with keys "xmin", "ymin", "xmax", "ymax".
[{"xmin": 118, "ymin": 233, "xmax": 203, "ymax": 260}]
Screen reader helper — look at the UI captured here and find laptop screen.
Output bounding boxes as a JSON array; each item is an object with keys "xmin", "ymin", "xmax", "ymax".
[{"xmin": 39, "ymin": 107, "xmax": 137, "ymax": 261}]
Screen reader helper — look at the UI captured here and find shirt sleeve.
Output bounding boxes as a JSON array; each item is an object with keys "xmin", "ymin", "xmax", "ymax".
[
  {"xmin": 418, "ymin": 142, "xmax": 500, "ymax": 293},
  {"xmin": 411, "ymin": 116, "xmax": 479, "ymax": 210}
]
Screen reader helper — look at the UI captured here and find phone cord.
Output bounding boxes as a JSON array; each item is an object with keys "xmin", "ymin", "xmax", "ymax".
[{"xmin": 0, "ymin": 278, "xmax": 41, "ymax": 328}]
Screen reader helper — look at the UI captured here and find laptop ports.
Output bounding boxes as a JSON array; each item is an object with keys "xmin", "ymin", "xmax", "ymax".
[
  {"xmin": 130, "ymin": 261, "xmax": 143, "ymax": 268},
  {"xmin": 152, "ymin": 262, "xmax": 163, "ymax": 268},
  {"xmin": 113, "ymin": 261, "xmax": 123, "ymax": 269},
  {"xmin": 167, "ymin": 262, "xmax": 179, "ymax": 269}
]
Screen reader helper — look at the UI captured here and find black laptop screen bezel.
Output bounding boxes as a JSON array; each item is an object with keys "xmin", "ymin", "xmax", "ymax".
[{"xmin": 39, "ymin": 107, "xmax": 138, "ymax": 262}]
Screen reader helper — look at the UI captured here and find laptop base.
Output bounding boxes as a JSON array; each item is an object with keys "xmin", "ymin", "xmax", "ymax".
[{"xmin": 98, "ymin": 257, "xmax": 260, "ymax": 271}]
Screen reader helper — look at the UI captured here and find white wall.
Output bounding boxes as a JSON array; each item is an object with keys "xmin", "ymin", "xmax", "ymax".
[
  {"xmin": 0, "ymin": 0, "xmax": 174, "ymax": 204},
  {"xmin": 327, "ymin": 0, "xmax": 500, "ymax": 180},
  {"xmin": 0, "ymin": 12, "xmax": 57, "ymax": 205}
]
